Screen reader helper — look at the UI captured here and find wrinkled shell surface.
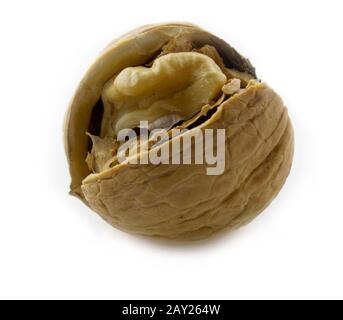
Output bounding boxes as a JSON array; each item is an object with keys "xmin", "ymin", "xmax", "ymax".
[{"xmin": 65, "ymin": 23, "xmax": 294, "ymax": 240}]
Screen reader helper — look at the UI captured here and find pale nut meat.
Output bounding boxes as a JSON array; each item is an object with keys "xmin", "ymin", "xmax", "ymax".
[
  {"xmin": 101, "ymin": 52, "xmax": 226, "ymax": 136},
  {"xmin": 64, "ymin": 23, "xmax": 294, "ymax": 241}
]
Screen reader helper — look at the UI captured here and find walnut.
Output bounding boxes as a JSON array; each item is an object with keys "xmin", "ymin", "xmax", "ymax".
[{"xmin": 64, "ymin": 23, "xmax": 294, "ymax": 240}]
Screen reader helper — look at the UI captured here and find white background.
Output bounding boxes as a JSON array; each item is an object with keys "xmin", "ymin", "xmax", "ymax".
[{"xmin": 0, "ymin": 0, "xmax": 342, "ymax": 300}]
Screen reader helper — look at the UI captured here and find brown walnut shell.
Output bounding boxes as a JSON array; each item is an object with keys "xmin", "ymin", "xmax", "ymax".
[{"xmin": 64, "ymin": 23, "xmax": 294, "ymax": 240}]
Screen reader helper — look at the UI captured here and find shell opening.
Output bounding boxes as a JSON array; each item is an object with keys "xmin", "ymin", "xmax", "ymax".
[{"xmin": 86, "ymin": 41, "xmax": 255, "ymax": 175}]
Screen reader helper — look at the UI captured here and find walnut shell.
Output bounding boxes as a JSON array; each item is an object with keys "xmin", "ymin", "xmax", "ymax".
[{"xmin": 64, "ymin": 23, "xmax": 294, "ymax": 240}]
